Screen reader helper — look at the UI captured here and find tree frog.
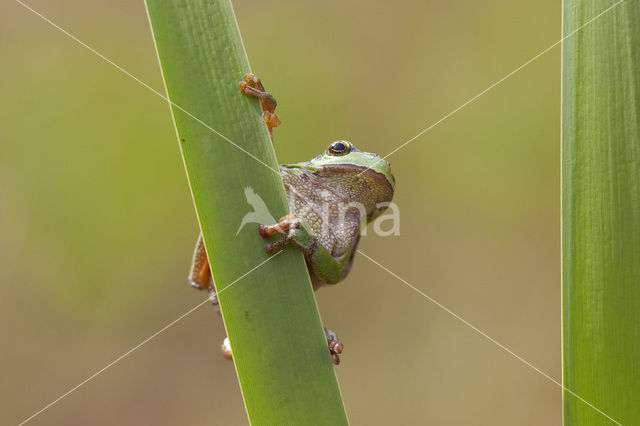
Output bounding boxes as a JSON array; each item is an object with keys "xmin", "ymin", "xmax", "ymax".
[{"xmin": 188, "ymin": 74, "xmax": 395, "ymax": 365}]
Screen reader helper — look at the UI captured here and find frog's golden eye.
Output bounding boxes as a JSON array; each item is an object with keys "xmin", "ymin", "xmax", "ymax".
[{"xmin": 328, "ymin": 140, "xmax": 352, "ymax": 156}]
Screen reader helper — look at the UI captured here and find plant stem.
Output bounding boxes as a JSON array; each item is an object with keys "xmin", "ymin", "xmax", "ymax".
[
  {"xmin": 562, "ymin": 1, "xmax": 640, "ymax": 424},
  {"xmin": 145, "ymin": 0, "xmax": 348, "ymax": 423}
]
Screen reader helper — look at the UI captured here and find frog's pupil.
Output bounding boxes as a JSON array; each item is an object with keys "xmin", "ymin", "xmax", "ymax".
[{"xmin": 332, "ymin": 142, "xmax": 346, "ymax": 152}]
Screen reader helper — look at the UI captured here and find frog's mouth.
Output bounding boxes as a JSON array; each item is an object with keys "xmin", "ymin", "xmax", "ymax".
[
  {"xmin": 283, "ymin": 159, "xmax": 395, "ymax": 188},
  {"xmin": 322, "ymin": 163, "xmax": 395, "ymax": 192}
]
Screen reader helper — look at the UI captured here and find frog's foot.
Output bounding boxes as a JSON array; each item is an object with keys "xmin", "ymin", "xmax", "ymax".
[
  {"xmin": 325, "ymin": 327, "xmax": 344, "ymax": 365},
  {"xmin": 238, "ymin": 73, "xmax": 281, "ymax": 139},
  {"xmin": 259, "ymin": 214, "xmax": 318, "ymax": 257},
  {"xmin": 221, "ymin": 331, "xmax": 342, "ymax": 365},
  {"xmin": 258, "ymin": 214, "xmax": 303, "ymax": 255},
  {"xmin": 259, "ymin": 214, "xmax": 298, "ymax": 239}
]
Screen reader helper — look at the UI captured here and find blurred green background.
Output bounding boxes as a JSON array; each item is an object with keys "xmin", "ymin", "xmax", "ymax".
[{"xmin": 1, "ymin": 0, "xmax": 560, "ymax": 424}]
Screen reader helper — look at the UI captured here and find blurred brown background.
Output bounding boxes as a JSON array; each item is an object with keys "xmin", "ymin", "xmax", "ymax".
[{"xmin": 0, "ymin": 0, "xmax": 560, "ymax": 424}]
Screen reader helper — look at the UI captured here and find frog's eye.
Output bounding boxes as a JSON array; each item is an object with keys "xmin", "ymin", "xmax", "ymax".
[{"xmin": 327, "ymin": 140, "xmax": 352, "ymax": 156}]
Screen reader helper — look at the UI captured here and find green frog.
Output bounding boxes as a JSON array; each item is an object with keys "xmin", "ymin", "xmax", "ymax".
[{"xmin": 188, "ymin": 74, "xmax": 395, "ymax": 364}]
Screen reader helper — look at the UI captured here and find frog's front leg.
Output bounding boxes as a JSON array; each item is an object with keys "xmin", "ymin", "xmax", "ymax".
[
  {"xmin": 238, "ymin": 73, "xmax": 281, "ymax": 140},
  {"xmin": 259, "ymin": 214, "xmax": 355, "ymax": 283},
  {"xmin": 259, "ymin": 215, "xmax": 348, "ymax": 365},
  {"xmin": 259, "ymin": 214, "xmax": 318, "ymax": 258}
]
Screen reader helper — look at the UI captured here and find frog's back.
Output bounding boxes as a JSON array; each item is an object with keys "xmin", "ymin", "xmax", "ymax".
[
  {"xmin": 279, "ymin": 155, "xmax": 393, "ymax": 288},
  {"xmin": 281, "ymin": 167, "xmax": 362, "ymax": 259}
]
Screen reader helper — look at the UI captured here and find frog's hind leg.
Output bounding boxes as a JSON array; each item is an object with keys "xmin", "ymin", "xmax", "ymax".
[
  {"xmin": 189, "ymin": 234, "xmax": 235, "ymax": 361},
  {"xmin": 188, "ymin": 233, "xmax": 221, "ymax": 312},
  {"xmin": 189, "ymin": 233, "xmax": 212, "ymax": 290},
  {"xmin": 238, "ymin": 73, "xmax": 281, "ymax": 140}
]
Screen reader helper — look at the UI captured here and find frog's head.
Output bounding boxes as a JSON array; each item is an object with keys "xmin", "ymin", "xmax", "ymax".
[
  {"xmin": 305, "ymin": 141, "xmax": 395, "ymax": 184},
  {"xmin": 282, "ymin": 140, "xmax": 395, "ymax": 221}
]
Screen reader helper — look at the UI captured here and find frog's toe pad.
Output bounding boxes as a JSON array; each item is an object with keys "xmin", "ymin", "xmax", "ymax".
[
  {"xmin": 243, "ymin": 73, "xmax": 260, "ymax": 88},
  {"xmin": 258, "ymin": 224, "xmax": 271, "ymax": 239},
  {"xmin": 221, "ymin": 337, "xmax": 233, "ymax": 360},
  {"xmin": 325, "ymin": 329, "xmax": 343, "ymax": 365},
  {"xmin": 328, "ymin": 340, "xmax": 343, "ymax": 365},
  {"xmin": 262, "ymin": 111, "xmax": 281, "ymax": 128}
]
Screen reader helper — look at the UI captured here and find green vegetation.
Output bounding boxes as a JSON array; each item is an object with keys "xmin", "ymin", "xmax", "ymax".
[
  {"xmin": 145, "ymin": 0, "xmax": 348, "ymax": 423},
  {"xmin": 562, "ymin": 1, "xmax": 640, "ymax": 425}
]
